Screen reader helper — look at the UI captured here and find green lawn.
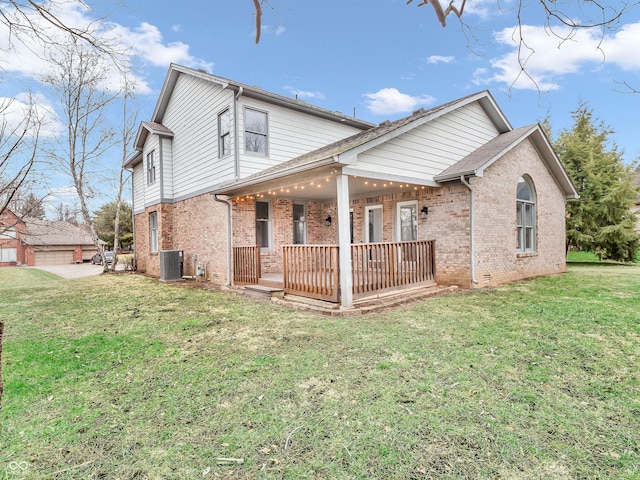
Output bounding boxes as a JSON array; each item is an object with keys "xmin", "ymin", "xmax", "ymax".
[{"xmin": 1, "ymin": 266, "xmax": 639, "ymax": 479}]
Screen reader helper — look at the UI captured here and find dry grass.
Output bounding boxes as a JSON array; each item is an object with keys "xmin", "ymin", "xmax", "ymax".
[{"xmin": 0, "ymin": 264, "xmax": 639, "ymax": 479}]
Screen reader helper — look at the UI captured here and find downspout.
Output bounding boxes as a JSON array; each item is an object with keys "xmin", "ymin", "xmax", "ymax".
[
  {"xmin": 213, "ymin": 194, "xmax": 233, "ymax": 286},
  {"xmin": 460, "ymin": 175, "xmax": 479, "ymax": 286},
  {"xmin": 233, "ymin": 86, "xmax": 243, "ymax": 180},
  {"xmin": 129, "ymin": 167, "xmax": 136, "ymax": 269}
]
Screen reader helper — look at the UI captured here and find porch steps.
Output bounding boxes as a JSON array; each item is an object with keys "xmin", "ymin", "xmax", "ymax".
[
  {"xmin": 274, "ymin": 284, "xmax": 459, "ymax": 316},
  {"xmin": 354, "ymin": 284, "xmax": 459, "ymax": 313},
  {"xmin": 244, "ymin": 284, "xmax": 285, "ymax": 302},
  {"xmin": 257, "ymin": 277, "xmax": 284, "ymax": 289}
]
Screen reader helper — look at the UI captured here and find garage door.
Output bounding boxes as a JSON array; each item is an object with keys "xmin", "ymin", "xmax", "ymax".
[{"xmin": 35, "ymin": 250, "xmax": 75, "ymax": 266}]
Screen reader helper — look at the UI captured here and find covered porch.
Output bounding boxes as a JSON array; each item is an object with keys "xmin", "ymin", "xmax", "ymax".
[
  {"xmin": 233, "ymin": 240, "xmax": 436, "ymax": 304},
  {"xmin": 220, "ymin": 160, "xmax": 442, "ymax": 309}
]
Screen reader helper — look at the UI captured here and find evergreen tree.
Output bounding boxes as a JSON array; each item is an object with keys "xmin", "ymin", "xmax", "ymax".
[
  {"xmin": 93, "ymin": 201, "xmax": 133, "ymax": 249},
  {"xmin": 554, "ymin": 103, "xmax": 639, "ymax": 261}
]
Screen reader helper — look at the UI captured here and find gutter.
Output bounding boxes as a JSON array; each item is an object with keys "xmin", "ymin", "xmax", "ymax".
[
  {"xmin": 460, "ymin": 175, "xmax": 479, "ymax": 286},
  {"xmin": 213, "ymin": 194, "xmax": 233, "ymax": 286}
]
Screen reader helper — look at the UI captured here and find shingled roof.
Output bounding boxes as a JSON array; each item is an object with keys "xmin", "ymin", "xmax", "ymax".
[
  {"xmin": 21, "ymin": 220, "xmax": 96, "ymax": 246},
  {"xmin": 435, "ymin": 124, "xmax": 578, "ymax": 199},
  {"xmin": 435, "ymin": 125, "xmax": 537, "ymax": 180},
  {"xmin": 216, "ymin": 90, "xmax": 507, "ymax": 194}
]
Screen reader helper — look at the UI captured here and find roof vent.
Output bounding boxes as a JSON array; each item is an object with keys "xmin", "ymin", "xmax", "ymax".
[
  {"xmin": 412, "ymin": 108, "xmax": 426, "ymax": 115},
  {"xmin": 379, "ymin": 120, "xmax": 391, "ymax": 126}
]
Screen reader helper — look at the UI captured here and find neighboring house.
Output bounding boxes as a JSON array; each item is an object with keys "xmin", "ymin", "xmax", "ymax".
[
  {"xmin": 125, "ymin": 64, "xmax": 578, "ymax": 309},
  {"xmin": 0, "ymin": 210, "xmax": 27, "ymax": 267},
  {"xmin": 0, "ymin": 210, "xmax": 99, "ymax": 266}
]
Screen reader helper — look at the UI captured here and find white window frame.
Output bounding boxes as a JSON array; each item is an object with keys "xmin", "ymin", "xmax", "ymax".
[
  {"xmin": 218, "ymin": 108, "xmax": 232, "ymax": 158},
  {"xmin": 364, "ymin": 205, "xmax": 383, "ymax": 243},
  {"xmin": 256, "ymin": 200, "xmax": 272, "ymax": 250},
  {"xmin": 0, "ymin": 247, "xmax": 17, "ymax": 262},
  {"xmin": 396, "ymin": 200, "xmax": 418, "ymax": 242},
  {"xmin": 0, "ymin": 227, "xmax": 16, "ymax": 239},
  {"xmin": 293, "ymin": 202, "xmax": 306, "ymax": 245},
  {"xmin": 147, "ymin": 150, "xmax": 156, "ymax": 185},
  {"xmin": 516, "ymin": 176, "xmax": 536, "ymax": 253},
  {"xmin": 244, "ymin": 107, "xmax": 268, "ymax": 156},
  {"xmin": 149, "ymin": 211, "xmax": 158, "ymax": 253}
]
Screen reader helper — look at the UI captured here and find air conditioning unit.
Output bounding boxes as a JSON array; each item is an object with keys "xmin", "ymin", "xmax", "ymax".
[{"xmin": 160, "ymin": 250, "xmax": 183, "ymax": 282}]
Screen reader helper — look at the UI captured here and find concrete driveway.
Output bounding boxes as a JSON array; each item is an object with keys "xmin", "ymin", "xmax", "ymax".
[{"xmin": 32, "ymin": 263, "xmax": 105, "ymax": 279}]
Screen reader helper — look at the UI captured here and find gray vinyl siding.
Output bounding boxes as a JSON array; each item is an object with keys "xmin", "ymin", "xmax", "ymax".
[
  {"xmin": 161, "ymin": 137, "xmax": 173, "ymax": 200},
  {"xmin": 143, "ymin": 135, "xmax": 161, "ymax": 206},
  {"xmin": 132, "ymin": 162, "xmax": 145, "ymax": 214},
  {"xmin": 162, "ymin": 74, "xmax": 235, "ymax": 199},
  {"xmin": 238, "ymin": 98, "xmax": 364, "ymax": 178},
  {"xmin": 351, "ymin": 103, "xmax": 500, "ymax": 181}
]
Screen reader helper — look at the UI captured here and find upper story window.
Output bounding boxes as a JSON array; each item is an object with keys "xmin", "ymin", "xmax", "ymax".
[
  {"xmin": 245, "ymin": 108, "xmax": 268, "ymax": 156},
  {"xmin": 218, "ymin": 109, "xmax": 232, "ymax": 158},
  {"xmin": 147, "ymin": 150, "xmax": 156, "ymax": 185},
  {"xmin": 516, "ymin": 176, "xmax": 536, "ymax": 253}
]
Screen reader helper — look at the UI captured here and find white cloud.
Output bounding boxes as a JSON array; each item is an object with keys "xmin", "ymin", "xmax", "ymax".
[
  {"xmin": 1, "ymin": 93, "xmax": 63, "ymax": 139},
  {"xmin": 283, "ymin": 86, "xmax": 325, "ymax": 101},
  {"xmin": 261, "ymin": 25, "xmax": 286, "ymax": 37},
  {"xmin": 109, "ymin": 21, "xmax": 212, "ymax": 72},
  {"xmin": 363, "ymin": 88, "xmax": 436, "ymax": 115},
  {"xmin": 0, "ymin": 1, "xmax": 212, "ymax": 95},
  {"xmin": 427, "ymin": 55, "xmax": 455, "ymax": 64},
  {"xmin": 475, "ymin": 22, "xmax": 640, "ymax": 90}
]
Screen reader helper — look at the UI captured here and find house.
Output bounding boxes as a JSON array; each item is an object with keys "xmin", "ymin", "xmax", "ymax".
[
  {"xmin": 125, "ymin": 64, "xmax": 578, "ymax": 309},
  {"xmin": 0, "ymin": 210, "xmax": 99, "ymax": 266}
]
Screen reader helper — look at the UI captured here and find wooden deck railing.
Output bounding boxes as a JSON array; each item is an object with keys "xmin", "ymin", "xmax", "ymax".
[
  {"xmin": 233, "ymin": 246, "xmax": 261, "ymax": 285},
  {"xmin": 282, "ymin": 245, "xmax": 339, "ymax": 302},
  {"xmin": 351, "ymin": 240, "xmax": 435, "ymax": 297},
  {"xmin": 281, "ymin": 240, "xmax": 435, "ymax": 303}
]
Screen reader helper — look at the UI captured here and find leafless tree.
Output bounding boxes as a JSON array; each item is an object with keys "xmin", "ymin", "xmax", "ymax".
[
  {"xmin": 42, "ymin": 36, "xmax": 122, "ymax": 272},
  {"xmin": 1, "ymin": 0, "xmax": 125, "ymax": 65},
  {"xmin": 0, "ymin": 93, "xmax": 42, "ymax": 219},
  {"xmin": 110, "ymin": 78, "xmax": 137, "ymax": 271},
  {"xmin": 0, "ymin": 0, "xmax": 130, "ymax": 221}
]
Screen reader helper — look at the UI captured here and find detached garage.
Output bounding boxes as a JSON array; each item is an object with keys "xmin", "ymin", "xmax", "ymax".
[{"xmin": 1, "ymin": 211, "xmax": 100, "ymax": 266}]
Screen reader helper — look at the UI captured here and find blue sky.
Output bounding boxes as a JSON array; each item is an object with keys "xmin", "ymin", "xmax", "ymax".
[{"xmin": 2, "ymin": 0, "xmax": 640, "ymax": 210}]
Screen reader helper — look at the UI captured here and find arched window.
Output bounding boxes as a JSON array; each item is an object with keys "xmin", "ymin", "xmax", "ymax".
[{"xmin": 516, "ymin": 176, "xmax": 536, "ymax": 252}]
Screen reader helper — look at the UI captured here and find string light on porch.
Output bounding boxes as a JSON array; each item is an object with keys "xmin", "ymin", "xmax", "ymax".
[{"xmin": 237, "ymin": 178, "xmax": 427, "ymax": 203}]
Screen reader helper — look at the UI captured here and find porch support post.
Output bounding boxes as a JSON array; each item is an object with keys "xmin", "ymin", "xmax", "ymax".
[{"xmin": 336, "ymin": 173, "xmax": 353, "ymax": 309}]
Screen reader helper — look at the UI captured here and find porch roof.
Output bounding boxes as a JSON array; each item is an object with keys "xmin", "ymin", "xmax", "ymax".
[
  {"xmin": 215, "ymin": 90, "xmax": 511, "ymax": 199},
  {"xmin": 435, "ymin": 124, "xmax": 579, "ymax": 199}
]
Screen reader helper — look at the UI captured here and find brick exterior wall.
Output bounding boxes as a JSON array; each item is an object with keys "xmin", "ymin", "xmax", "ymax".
[
  {"xmin": 134, "ymin": 195, "xmax": 230, "ymax": 283},
  {"xmin": 134, "ymin": 140, "xmax": 567, "ymax": 291},
  {"xmin": 0, "ymin": 211, "xmax": 27, "ymax": 266},
  {"xmin": 471, "ymin": 139, "xmax": 568, "ymax": 287},
  {"xmin": 318, "ymin": 187, "xmax": 471, "ymax": 287}
]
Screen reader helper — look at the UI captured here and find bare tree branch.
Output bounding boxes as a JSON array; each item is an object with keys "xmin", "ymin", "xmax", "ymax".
[
  {"xmin": 407, "ymin": 0, "xmax": 467, "ymax": 27},
  {"xmin": 0, "ymin": 93, "xmax": 41, "ymax": 218}
]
